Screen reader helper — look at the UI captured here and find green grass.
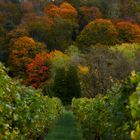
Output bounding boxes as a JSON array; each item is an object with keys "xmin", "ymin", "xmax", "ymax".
[{"xmin": 46, "ymin": 111, "xmax": 83, "ymax": 140}]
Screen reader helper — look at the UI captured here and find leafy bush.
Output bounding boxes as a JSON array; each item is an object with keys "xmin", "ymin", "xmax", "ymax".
[
  {"xmin": 130, "ymin": 72, "xmax": 140, "ymax": 140},
  {"xmin": 0, "ymin": 63, "xmax": 63, "ymax": 140},
  {"xmin": 72, "ymin": 72, "xmax": 140, "ymax": 140}
]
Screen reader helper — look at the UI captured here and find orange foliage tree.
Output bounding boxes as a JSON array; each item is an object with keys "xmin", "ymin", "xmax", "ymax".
[
  {"xmin": 9, "ymin": 36, "xmax": 46, "ymax": 76},
  {"xmin": 44, "ymin": 4, "xmax": 60, "ymax": 19},
  {"xmin": 77, "ymin": 19, "xmax": 118, "ymax": 49},
  {"xmin": 116, "ymin": 21, "xmax": 140, "ymax": 43},
  {"xmin": 79, "ymin": 6, "xmax": 103, "ymax": 29},
  {"xmin": 27, "ymin": 52, "xmax": 51, "ymax": 89},
  {"xmin": 43, "ymin": 2, "xmax": 79, "ymax": 51},
  {"xmin": 7, "ymin": 27, "xmax": 29, "ymax": 47},
  {"xmin": 44, "ymin": 2, "xmax": 78, "ymax": 21},
  {"xmin": 59, "ymin": 2, "xmax": 78, "ymax": 21}
]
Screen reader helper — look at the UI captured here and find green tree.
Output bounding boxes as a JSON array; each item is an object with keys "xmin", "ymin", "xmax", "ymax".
[
  {"xmin": 47, "ymin": 17, "xmax": 78, "ymax": 51},
  {"xmin": 66, "ymin": 65, "xmax": 81, "ymax": 104},
  {"xmin": 53, "ymin": 67, "xmax": 67, "ymax": 105},
  {"xmin": 53, "ymin": 65, "xmax": 81, "ymax": 105}
]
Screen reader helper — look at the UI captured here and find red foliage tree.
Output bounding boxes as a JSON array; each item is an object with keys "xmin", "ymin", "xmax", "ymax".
[
  {"xmin": 27, "ymin": 52, "xmax": 52, "ymax": 89},
  {"xmin": 116, "ymin": 21, "xmax": 140, "ymax": 43}
]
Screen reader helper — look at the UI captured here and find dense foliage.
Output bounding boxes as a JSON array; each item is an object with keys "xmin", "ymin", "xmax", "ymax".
[
  {"xmin": 77, "ymin": 19, "xmax": 118, "ymax": 49},
  {"xmin": 80, "ymin": 45, "xmax": 131, "ymax": 97},
  {"xmin": 53, "ymin": 65, "xmax": 81, "ymax": 105},
  {"xmin": 79, "ymin": 6, "xmax": 103, "ymax": 29},
  {"xmin": 1, "ymin": 0, "xmax": 140, "ymax": 139},
  {"xmin": 27, "ymin": 52, "xmax": 50, "ymax": 89},
  {"xmin": 116, "ymin": 21, "xmax": 140, "ymax": 43},
  {"xmin": 72, "ymin": 72, "xmax": 140, "ymax": 140},
  {"xmin": 130, "ymin": 81, "xmax": 140, "ymax": 140},
  {"xmin": 0, "ymin": 63, "xmax": 63, "ymax": 140},
  {"xmin": 111, "ymin": 43, "xmax": 140, "ymax": 70},
  {"xmin": 8, "ymin": 36, "xmax": 46, "ymax": 76},
  {"xmin": 43, "ymin": 2, "xmax": 78, "ymax": 50}
]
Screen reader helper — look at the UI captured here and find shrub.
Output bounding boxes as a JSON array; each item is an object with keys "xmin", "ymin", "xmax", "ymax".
[
  {"xmin": 129, "ymin": 72, "xmax": 140, "ymax": 140},
  {"xmin": 0, "ymin": 63, "xmax": 63, "ymax": 140},
  {"xmin": 72, "ymin": 72, "xmax": 140, "ymax": 140}
]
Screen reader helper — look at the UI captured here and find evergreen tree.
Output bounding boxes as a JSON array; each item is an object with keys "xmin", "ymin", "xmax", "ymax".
[
  {"xmin": 66, "ymin": 65, "xmax": 81, "ymax": 104},
  {"xmin": 53, "ymin": 65, "xmax": 81, "ymax": 105},
  {"xmin": 53, "ymin": 67, "xmax": 67, "ymax": 105}
]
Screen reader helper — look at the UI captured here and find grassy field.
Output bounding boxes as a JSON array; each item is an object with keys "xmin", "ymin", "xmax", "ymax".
[{"xmin": 46, "ymin": 111, "xmax": 83, "ymax": 140}]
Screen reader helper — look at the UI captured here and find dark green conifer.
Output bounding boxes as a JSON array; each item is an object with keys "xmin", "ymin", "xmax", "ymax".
[{"xmin": 66, "ymin": 65, "xmax": 81, "ymax": 104}]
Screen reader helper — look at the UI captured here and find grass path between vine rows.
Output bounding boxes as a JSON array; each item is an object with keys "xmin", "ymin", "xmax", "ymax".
[{"xmin": 45, "ymin": 111, "xmax": 83, "ymax": 140}]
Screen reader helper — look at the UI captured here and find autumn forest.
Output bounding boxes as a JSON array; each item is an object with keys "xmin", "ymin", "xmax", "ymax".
[{"xmin": 0, "ymin": 0, "xmax": 140, "ymax": 140}]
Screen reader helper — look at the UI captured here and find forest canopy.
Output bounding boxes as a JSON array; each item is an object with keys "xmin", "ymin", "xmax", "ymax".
[{"xmin": 0, "ymin": 0, "xmax": 140, "ymax": 140}]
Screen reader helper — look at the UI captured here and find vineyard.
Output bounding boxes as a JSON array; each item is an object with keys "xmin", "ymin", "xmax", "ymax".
[
  {"xmin": 72, "ymin": 72, "xmax": 140, "ymax": 140},
  {"xmin": 0, "ymin": 63, "xmax": 64, "ymax": 139},
  {"xmin": 1, "ymin": 62, "xmax": 140, "ymax": 140}
]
